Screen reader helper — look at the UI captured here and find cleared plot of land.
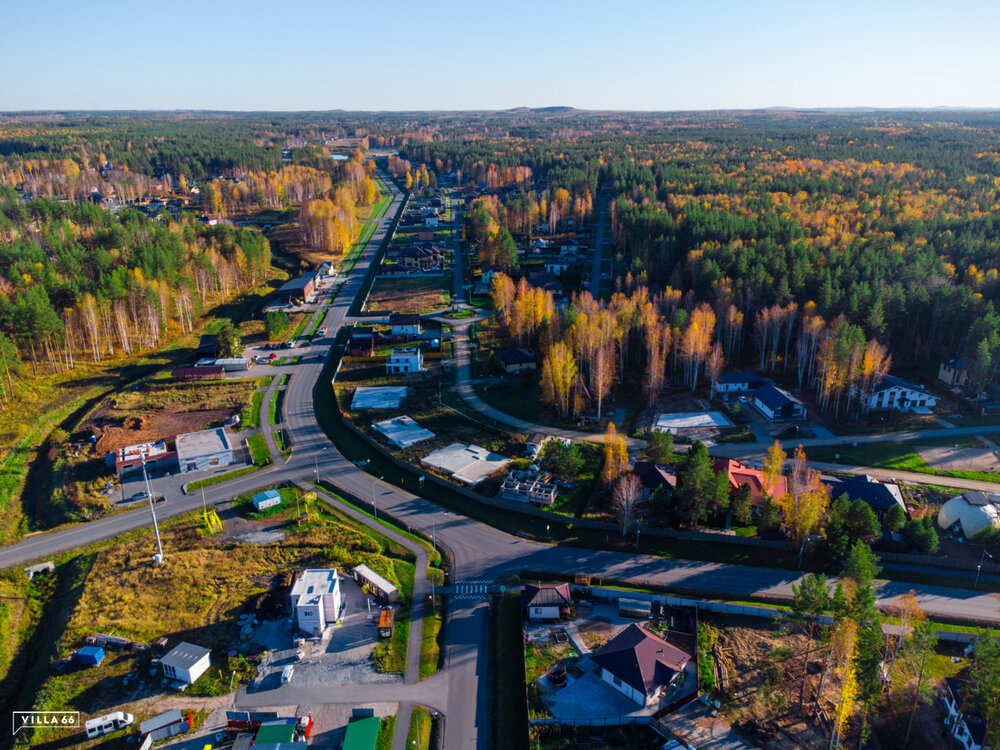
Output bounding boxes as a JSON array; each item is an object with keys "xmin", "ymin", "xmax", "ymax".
[
  {"xmin": 351, "ymin": 386, "xmax": 409, "ymax": 410},
  {"xmin": 365, "ymin": 276, "xmax": 450, "ymax": 314},
  {"xmin": 810, "ymin": 441, "xmax": 1000, "ymax": 483},
  {"xmin": 654, "ymin": 411, "xmax": 733, "ymax": 432},
  {"xmin": 421, "ymin": 443, "xmax": 511, "ymax": 485},
  {"xmin": 372, "ymin": 416, "xmax": 435, "ymax": 448},
  {"xmin": 89, "ymin": 379, "xmax": 260, "ymax": 452},
  {"xmin": 917, "ymin": 445, "xmax": 1000, "ymax": 472}
]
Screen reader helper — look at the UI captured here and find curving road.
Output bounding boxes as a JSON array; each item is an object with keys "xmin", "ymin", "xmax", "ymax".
[{"xmin": 4, "ymin": 177, "xmax": 1000, "ymax": 748}]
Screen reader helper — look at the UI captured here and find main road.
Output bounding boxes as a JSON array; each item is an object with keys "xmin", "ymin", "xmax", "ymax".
[{"xmin": 3, "ymin": 178, "xmax": 1000, "ymax": 748}]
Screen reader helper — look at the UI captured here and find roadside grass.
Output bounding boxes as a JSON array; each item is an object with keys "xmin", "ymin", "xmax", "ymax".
[
  {"xmin": 375, "ymin": 715, "xmax": 396, "ymax": 750},
  {"xmin": 407, "ymin": 707, "xmax": 432, "ymax": 749},
  {"xmin": 268, "ymin": 390, "xmax": 283, "ymax": 426},
  {"xmin": 809, "ymin": 442, "xmax": 1000, "ymax": 484},
  {"xmin": 186, "ymin": 464, "xmax": 261, "ymax": 491},
  {"xmin": 246, "ymin": 433, "xmax": 272, "ymax": 466},
  {"xmin": 278, "ymin": 374, "xmax": 290, "ymax": 386},
  {"xmin": 274, "ymin": 430, "xmax": 291, "ymax": 460},
  {"xmin": 241, "ymin": 388, "xmax": 266, "ymax": 429},
  {"xmin": 419, "ymin": 596, "xmax": 445, "ymax": 679}
]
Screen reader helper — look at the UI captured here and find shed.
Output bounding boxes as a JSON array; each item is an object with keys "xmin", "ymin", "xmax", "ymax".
[
  {"xmin": 618, "ymin": 598, "xmax": 652, "ymax": 618},
  {"xmin": 378, "ymin": 608, "xmax": 395, "ymax": 639},
  {"xmin": 353, "ymin": 564, "xmax": 399, "ymax": 603},
  {"xmin": 254, "ymin": 719, "xmax": 296, "ymax": 744},
  {"xmin": 139, "ymin": 709, "xmax": 188, "ymax": 742},
  {"xmin": 252, "ymin": 490, "xmax": 282, "ymax": 511},
  {"xmin": 161, "ymin": 642, "xmax": 211, "ymax": 685},
  {"xmin": 342, "ymin": 716, "xmax": 381, "ymax": 750},
  {"xmin": 73, "ymin": 646, "xmax": 105, "ymax": 666}
]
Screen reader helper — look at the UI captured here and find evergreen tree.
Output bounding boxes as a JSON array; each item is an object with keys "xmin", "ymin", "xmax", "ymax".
[
  {"xmin": 673, "ymin": 441, "xmax": 715, "ymax": 527},
  {"xmin": 216, "ymin": 320, "xmax": 242, "ymax": 358}
]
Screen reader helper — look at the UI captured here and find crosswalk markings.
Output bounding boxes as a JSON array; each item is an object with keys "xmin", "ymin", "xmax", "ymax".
[{"xmin": 452, "ymin": 579, "xmax": 492, "ymax": 598}]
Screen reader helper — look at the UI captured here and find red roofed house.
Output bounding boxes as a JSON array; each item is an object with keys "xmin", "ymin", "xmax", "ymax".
[
  {"xmin": 521, "ymin": 583, "xmax": 571, "ymax": 621},
  {"xmin": 591, "ymin": 623, "xmax": 692, "ymax": 706},
  {"xmin": 713, "ymin": 458, "xmax": 787, "ymax": 513}
]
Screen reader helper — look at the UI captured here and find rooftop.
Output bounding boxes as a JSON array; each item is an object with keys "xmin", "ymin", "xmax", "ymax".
[
  {"xmin": 753, "ymin": 383, "xmax": 803, "ymax": 410},
  {"xmin": 422, "ymin": 442, "xmax": 512, "ymax": 485},
  {"xmin": 350, "ymin": 386, "xmax": 409, "ymax": 410},
  {"xmin": 389, "ymin": 313, "xmax": 421, "ymax": 326},
  {"xmin": 372, "ymin": 415, "xmax": 435, "ymax": 448},
  {"xmin": 353, "ymin": 564, "xmax": 397, "ymax": 596},
  {"xmin": 592, "ymin": 623, "xmax": 691, "ymax": 698},
  {"xmin": 161, "ymin": 641, "xmax": 211, "ymax": 671},
  {"xmin": 278, "ymin": 272, "xmax": 317, "ymax": 293},
  {"xmin": 175, "ymin": 428, "xmax": 232, "ymax": 459},
  {"xmin": 522, "ymin": 582, "xmax": 571, "ymax": 609},
  {"xmin": 291, "ymin": 569, "xmax": 340, "ymax": 605}
]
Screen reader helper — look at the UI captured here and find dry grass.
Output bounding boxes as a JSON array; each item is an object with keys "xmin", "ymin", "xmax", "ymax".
[{"xmin": 364, "ymin": 276, "xmax": 450, "ymax": 314}]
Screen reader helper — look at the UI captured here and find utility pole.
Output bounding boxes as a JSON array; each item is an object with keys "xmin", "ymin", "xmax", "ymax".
[
  {"xmin": 975, "ymin": 549, "xmax": 993, "ymax": 589},
  {"xmin": 142, "ymin": 454, "xmax": 164, "ymax": 564},
  {"xmin": 372, "ymin": 475, "xmax": 383, "ymax": 519}
]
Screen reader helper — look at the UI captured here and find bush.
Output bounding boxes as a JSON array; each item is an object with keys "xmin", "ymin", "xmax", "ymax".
[{"xmin": 264, "ymin": 310, "xmax": 290, "ymax": 339}]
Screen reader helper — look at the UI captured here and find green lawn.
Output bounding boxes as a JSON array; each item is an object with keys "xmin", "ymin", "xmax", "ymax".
[
  {"xmin": 268, "ymin": 390, "xmax": 283, "ymax": 425},
  {"xmin": 246, "ymin": 433, "xmax": 272, "ymax": 466},
  {"xmin": 407, "ymin": 707, "xmax": 432, "ymax": 750},
  {"xmin": 373, "ymin": 559, "xmax": 414, "ymax": 674},
  {"xmin": 240, "ymin": 388, "xmax": 265, "ymax": 429},
  {"xmin": 419, "ymin": 597, "xmax": 445, "ymax": 679},
  {"xmin": 273, "ymin": 430, "xmax": 290, "ymax": 460},
  {"xmin": 375, "ymin": 715, "xmax": 396, "ymax": 750},
  {"xmin": 550, "ymin": 442, "xmax": 603, "ymax": 518},
  {"xmin": 809, "ymin": 441, "xmax": 1000, "ymax": 483},
  {"xmin": 186, "ymin": 464, "xmax": 261, "ymax": 491}
]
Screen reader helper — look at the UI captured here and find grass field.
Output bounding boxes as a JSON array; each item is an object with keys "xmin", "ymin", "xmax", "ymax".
[
  {"xmin": 241, "ymin": 387, "xmax": 266, "ymax": 429},
  {"xmin": 364, "ymin": 276, "xmax": 450, "ymax": 314},
  {"xmin": 186, "ymin": 464, "xmax": 261, "ymax": 491},
  {"xmin": 372, "ymin": 559, "xmax": 414, "ymax": 674},
  {"xmin": 375, "ymin": 715, "xmax": 396, "ymax": 750},
  {"xmin": 268, "ymin": 389, "xmax": 283, "ymax": 425},
  {"xmin": 809, "ymin": 441, "xmax": 1000, "ymax": 483}
]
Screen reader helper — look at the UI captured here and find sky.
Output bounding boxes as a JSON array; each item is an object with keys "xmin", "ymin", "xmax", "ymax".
[{"xmin": 2, "ymin": 0, "xmax": 999, "ymax": 111}]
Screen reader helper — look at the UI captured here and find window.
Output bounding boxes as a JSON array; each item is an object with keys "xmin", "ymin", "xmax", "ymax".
[
  {"xmin": 209, "ymin": 457, "xmax": 219, "ymax": 466},
  {"xmin": 612, "ymin": 675, "xmax": 622, "ymax": 687},
  {"xmin": 533, "ymin": 607, "xmax": 542, "ymax": 615},
  {"xmin": 303, "ymin": 610, "xmax": 313, "ymax": 617}
]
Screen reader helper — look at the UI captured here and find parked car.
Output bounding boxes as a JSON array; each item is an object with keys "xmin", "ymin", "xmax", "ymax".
[
  {"xmin": 268, "ymin": 353, "xmax": 278, "ymax": 361},
  {"xmin": 85, "ymin": 712, "xmax": 134, "ymax": 739},
  {"xmin": 281, "ymin": 665, "xmax": 295, "ymax": 684}
]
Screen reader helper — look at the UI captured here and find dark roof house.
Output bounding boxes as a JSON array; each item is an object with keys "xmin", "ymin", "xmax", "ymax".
[
  {"xmin": 591, "ymin": 624, "xmax": 691, "ymax": 701},
  {"xmin": 522, "ymin": 582, "xmax": 571, "ymax": 612},
  {"xmin": 825, "ymin": 476, "xmax": 905, "ymax": 515},
  {"xmin": 632, "ymin": 462, "xmax": 677, "ymax": 496}
]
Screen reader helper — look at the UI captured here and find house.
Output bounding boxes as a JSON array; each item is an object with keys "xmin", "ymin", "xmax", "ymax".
[
  {"xmin": 290, "ymin": 569, "xmax": 342, "ymax": 636},
  {"xmin": 868, "ymin": 375, "xmax": 938, "ymax": 412},
  {"xmin": 939, "ymin": 358, "xmax": 974, "ymax": 389},
  {"xmin": 524, "ymin": 432, "xmax": 556, "ymax": 459},
  {"xmin": 591, "ymin": 624, "xmax": 691, "ymax": 706},
  {"xmin": 713, "ymin": 458, "xmax": 787, "ymax": 511},
  {"xmin": 389, "ymin": 313, "xmax": 421, "ymax": 342},
  {"xmin": 521, "ymin": 582, "xmax": 571, "ymax": 621},
  {"xmin": 632, "ymin": 462, "xmax": 678, "ymax": 499},
  {"xmin": 353, "ymin": 564, "xmax": 399, "ymax": 603},
  {"xmin": 559, "ymin": 239, "xmax": 582, "ymax": 257},
  {"xmin": 713, "ymin": 371, "xmax": 768, "ymax": 395},
  {"xmin": 752, "ymin": 384, "xmax": 806, "ymax": 421},
  {"xmin": 944, "ymin": 678, "xmax": 987, "ymax": 750},
  {"xmin": 276, "ymin": 272, "xmax": 317, "ymax": 305},
  {"xmin": 825, "ymin": 476, "xmax": 905, "ymax": 517},
  {"xmin": 348, "ymin": 326, "xmax": 376, "ymax": 356},
  {"xmin": 416, "ymin": 228, "xmax": 435, "ymax": 241},
  {"xmin": 252, "ymin": 489, "xmax": 282, "ymax": 512},
  {"xmin": 500, "ymin": 470, "xmax": 558, "ymax": 506},
  {"xmin": 938, "ymin": 491, "xmax": 1000, "ymax": 539},
  {"xmin": 398, "ymin": 243, "xmax": 442, "ymax": 271},
  {"xmin": 494, "ymin": 348, "xmax": 536, "ymax": 374},
  {"xmin": 386, "ymin": 348, "xmax": 423, "ymax": 374},
  {"xmin": 161, "ymin": 642, "xmax": 211, "ymax": 685},
  {"xmin": 480, "ymin": 265, "xmax": 501, "ymax": 285},
  {"xmin": 175, "ymin": 428, "xmax": 235, "ymax": 474},
  {"xmin": 424, "ymin": 214, "xmax": 439, "ymax": 228},
  {"xmin": 531, "ymin": 238, "xmax": 551, "ymax": 252},
  {"xmin": 527, "ymin": 271, "xmax": 565, "ymax": 297},
  {"xmin": 545, "ymin": 259, "xmax": 570, "ymax": 276},
  {"xmin": 105, "ymin": 439, "xmax": 177, "ymax": 478}
]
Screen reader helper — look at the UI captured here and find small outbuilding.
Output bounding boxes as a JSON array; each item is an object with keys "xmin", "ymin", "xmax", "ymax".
[
  {"xmin": 522, "ymin": 583, "xmax": 571, "ymax": 621},
  {"xmin": 378, "ymin": 608, "xmax": 395, "ymax": 639},
  {"xmin": 353, "ymin": 564, "xmax": 399, "ymax": 603},
  {"xmin": 938, "ymin": 491, "xmax": 1000, "ymax": 539},
  {"xmin": 252, "ymin": 489, "xmax": 282, "ymax": 512},
  {"xmin": 342, "ymin": 716, "xmax": 381, "ymax": 750},
  {"xmin": 160, "ymin": 642, "xmax": 211, "ymax": 685},
  {"xmin": 73, "ymin": 646, "xmax": 105, "ymax": 666},
  {"xmin": 139, "ymin": 709, "xmax": 188, "ymax": 742}
]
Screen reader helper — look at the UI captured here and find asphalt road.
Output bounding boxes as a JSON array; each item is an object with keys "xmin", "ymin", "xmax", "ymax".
[{"xmin": 5, "ymin": 179, "xmax": 1000, "ymax": 748}]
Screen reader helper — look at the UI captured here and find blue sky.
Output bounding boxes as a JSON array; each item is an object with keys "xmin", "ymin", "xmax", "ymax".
[{"xmin": 2, "ymin": 0, "xmax": 998, "ymax": 111}]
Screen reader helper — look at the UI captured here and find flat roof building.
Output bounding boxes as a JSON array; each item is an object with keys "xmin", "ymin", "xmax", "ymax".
[
  {"xmin": 176, "ymin": 428, "xmax": 235, "ymax": 474},
  {"xmin": 290, "ymin": 569, "xmax": 342, "ymax": 636},
  {"xmin": 161, "ymin": 642, "xmax": 211, "ymax": 685}
]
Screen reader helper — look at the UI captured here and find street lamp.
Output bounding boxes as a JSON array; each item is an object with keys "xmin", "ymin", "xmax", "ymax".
[
  {"xmin": 372, "ymin": 475, "xmax": 383, "ymax": 519},
  {"xmin": 314, "ymin": 446, "xmax": 327, "ymax": 484},
  {"xmin": 975, "ymin": 549, "xmax": 993, "ymax": 589},
  {"xmin": 141, "ymin": 454, "xmax": 165, "ymax": 564}
]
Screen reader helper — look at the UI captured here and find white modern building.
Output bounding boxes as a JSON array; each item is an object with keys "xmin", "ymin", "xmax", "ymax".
[
  {"xmin": 712, "ymin": 371, "xmax": 767, "ymax": 395},
  {"xmin": 176, "ymin": 428, "xmax": 235, "ymax": 474},
  {"xmin": 386, "ymin": 348, "xmax": 423, "ymax": 375},
  {"xmin": 160, "ymin": 642, "xmax": 211, "ymax": 685},
  {"xmin": 867, "ymin": 375, "xmax": 938, "ymax": 412},
  {"xmin": 290, "ymin": 569, "xmax": 342, "ymax": 636}
]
